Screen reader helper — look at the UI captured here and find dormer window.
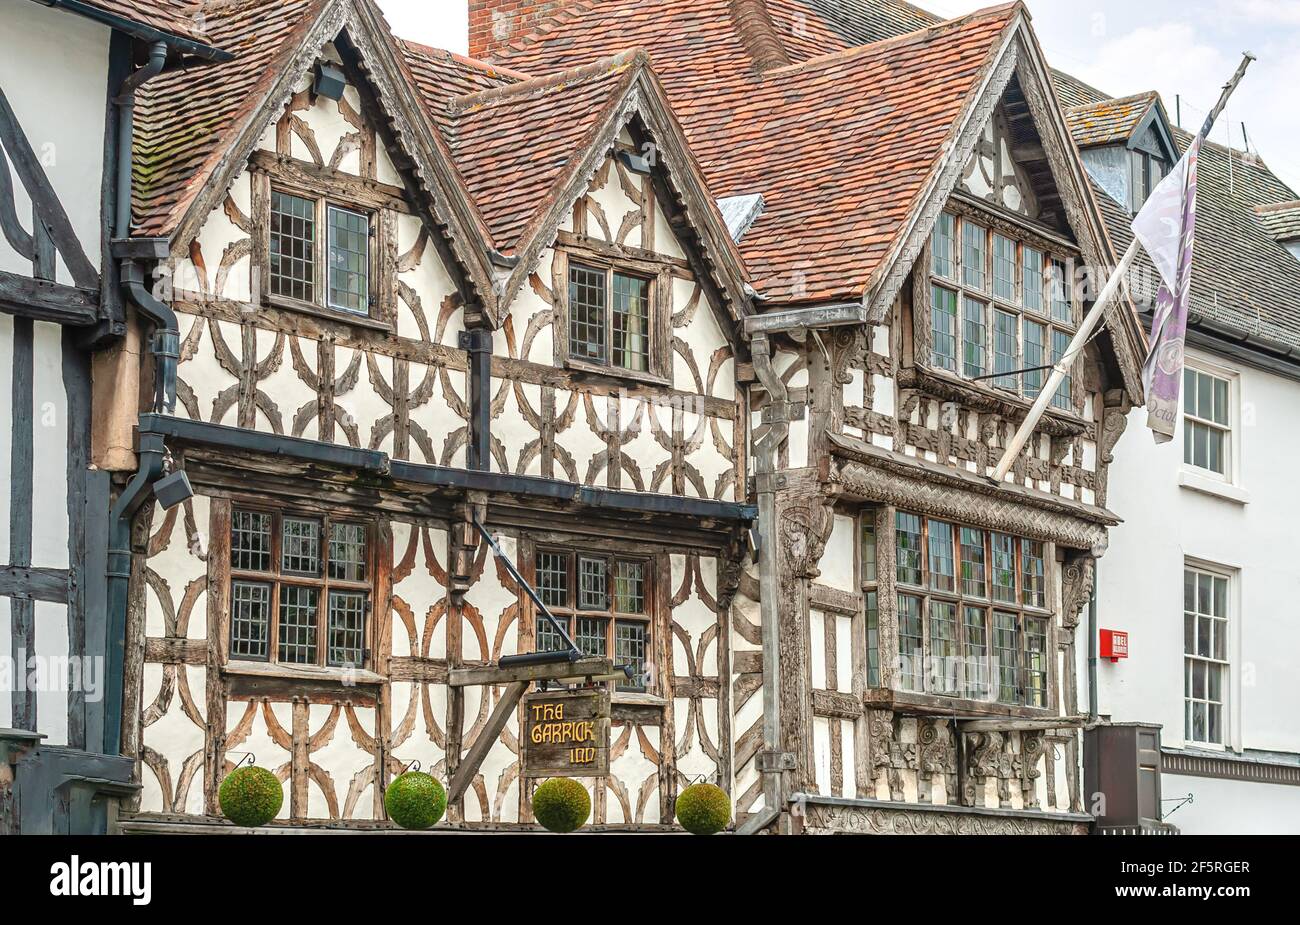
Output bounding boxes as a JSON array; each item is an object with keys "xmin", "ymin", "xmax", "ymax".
[
  {"xmin": 1130, "ymin": 149, "xmax": 1168, "ymax": 211},
  {"xmin": 263, "ymin": 182, "xmax": 377, "ymax": 322}
]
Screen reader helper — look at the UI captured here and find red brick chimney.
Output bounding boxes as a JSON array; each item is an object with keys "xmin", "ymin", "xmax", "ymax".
[{"xmin": 468, "ymin": 1, "xmax": 571, "ymax": 60}]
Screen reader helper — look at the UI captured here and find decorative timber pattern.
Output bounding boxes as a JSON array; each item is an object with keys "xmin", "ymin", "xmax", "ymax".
[{"xmin": 491, "ymin": 148, "xmax": 741, "ymax": 500}]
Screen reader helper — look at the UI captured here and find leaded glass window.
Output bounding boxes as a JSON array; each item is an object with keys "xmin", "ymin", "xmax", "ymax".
[
  {"xmin": 326, "ymin": 205, "xmax": 369, "ymax": 314},
  {"xmin": 567, "ymin": 261, "xmax": 657, "ymax": 376},
  {"xmin": 891, "ymin": 511, "xmax": 1053, "ymax": 706},
  {"xmin": 532, "ymin": 548, "xmax": 653, "ymax": 693},
  {"xmin": 228, "ymin": 508, "xmax": 372, "ymax": 669}
]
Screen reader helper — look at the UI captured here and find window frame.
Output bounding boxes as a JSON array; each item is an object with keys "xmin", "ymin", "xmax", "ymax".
[
  {"xmin": 1183, "ymin": 561, "xmax": 1233, "ymax": 749},
  {"xmin": 530, "ymin": 544, "xmax": 656, "ymax": 695},
  {"xmin": 555, "ymin": 246, "xmax": 671, "ymax": 385},
  {"xmin": 227, "ymin": 505, "xmax": 376, "ymax": 672},
  {"xmin": 1181, "ymin": 360, "xmax": 1236, "ymax": 484},
  {"xmin": 883, "ymin": 509, "xmax": 1056, "ymax": 711},
  {"xmin": 926, "ymin": 208, "xmax": 1082, "ymax": 414},
  {"xmin": 255, "ymin": 168, "xmax": 388, "ymax": 330}
]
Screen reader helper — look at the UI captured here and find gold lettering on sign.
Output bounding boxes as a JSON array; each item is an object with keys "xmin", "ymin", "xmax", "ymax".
[{"xmin": 521, "ymin": 690, "xmax": 610, "ymax": 777}]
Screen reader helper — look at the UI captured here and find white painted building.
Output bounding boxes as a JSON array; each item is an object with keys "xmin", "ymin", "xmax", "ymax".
[{"xmin": 1079, "ymin": 92, "xmax": 1300, "ymax": 834}]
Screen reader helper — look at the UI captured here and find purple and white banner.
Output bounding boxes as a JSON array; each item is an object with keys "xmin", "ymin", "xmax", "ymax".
[{"xmin": 1131, "ymin": 135, "xmax": 1203, "ymax": 443}]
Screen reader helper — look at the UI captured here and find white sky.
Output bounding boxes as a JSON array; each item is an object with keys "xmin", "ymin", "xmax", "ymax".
[{"xmin": 376, "ymin": 0, "xmax": 1300, "ymax": 191}]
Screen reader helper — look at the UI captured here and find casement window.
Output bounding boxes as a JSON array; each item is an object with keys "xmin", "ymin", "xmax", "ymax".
[
  {"xmin": 891, "ymin": 510, "xmax": 1051, "ymax": 707},
  {"xmin": 1183, "ymin": 366, "xmax": 1232, "ymax": 478},
  {"xmin": 929, "ymin": 212, "xmax": 1079, "ymax": 409},
  {"xmin": 861, "ymin": 517, "xmax": 881, "ymax": 688},
  {"xmin": 567, "ymin": 261, "xmax": 652, "ymax": 374},
  {"xmin": 1131, "ymin": 149, "xmax": 1168, "ymax": 212},
  {"xmin": 229, "ymin": 508, "xmax": 373, "ymax": 669},
  {"xmin": 534, "ymin": 547, "xmax": 653, "ymax": 693},
  {"xmin": 268, "ymin": 187, "xmax": 373, "ymax": 317},
  {"xmin": 1184, "ymin": 565, "xmax": 1229, "ymax": 746}
]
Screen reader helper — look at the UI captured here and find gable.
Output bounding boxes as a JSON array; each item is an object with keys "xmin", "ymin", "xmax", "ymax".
[
  {"xmin": 171, "ymin": 39, "xmax": 463, "ymax": 334},
  {"xmin": 867, "ymin": 23, "xmax": 1146, "ymax": 404},
  {"xmin": 134, "ymin": 0, "xmax": 498, "ymax": 320}
]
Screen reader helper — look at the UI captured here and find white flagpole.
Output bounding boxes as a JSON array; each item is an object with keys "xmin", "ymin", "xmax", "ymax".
[
  {"xmin": 990, "ymin": 53, "xmax": 1256, "ymax": 486},
  {"xmin": 991, "ymin": 239, "xmax": 1140, "ymax": 483}
]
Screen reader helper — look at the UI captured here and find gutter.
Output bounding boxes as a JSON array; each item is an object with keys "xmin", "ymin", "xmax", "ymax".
[
  {"xmin": 1087, "ymin": 567, "xmax": 1099, "ymax": 723},
  {"xmin": 36, "ymin": 0, "xmax": 232, "ymax": 62},
  {"xmin": 102, "ymin": 432, "xmax": 165, "ymax": 755}
]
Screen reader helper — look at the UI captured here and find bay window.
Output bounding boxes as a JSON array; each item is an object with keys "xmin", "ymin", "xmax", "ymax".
[{"xmin": 890, "ymin": 510, "xmax": 1052, "ymax": 707}]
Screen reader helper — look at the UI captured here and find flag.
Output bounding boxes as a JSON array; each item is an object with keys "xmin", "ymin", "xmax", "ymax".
[{"xmin": 1131, "ymin": 134, "xmax": 1203, "ymax": 443}]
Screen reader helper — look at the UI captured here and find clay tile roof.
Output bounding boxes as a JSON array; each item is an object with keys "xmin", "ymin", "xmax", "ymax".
[
  {"xmin": 132, "ymin": 0, "xmax": 326, "ymax": 236},
  {"xmin": 434, "ymin": 51, "xmax": 643, "ymax": 253},
  {"xmin": 1255, "ymin": 201, "xmax": 1300, "ymax": 243},
  {"xmin": 78, "ymin": 0, "xmax": 213, "ymax": 43},
  {"xmin": 400, "ymin": 39, "xmax": 529, "ymax": 138},
  {"xmin": 1065, "ymin": 91, "xmax": 1159, "ymax": 148},
  {"xmin": 494, "ymin": 0, "xmax": 1022, "ymax": 303}
]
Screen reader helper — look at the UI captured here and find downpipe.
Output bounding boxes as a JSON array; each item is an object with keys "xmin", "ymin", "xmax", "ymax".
[
  {"xmin": 736, "ymin": 333, "xmax": 789, "ymax": 835},
  {"xmin": 102, "ymin": 41, "xmax": 178, "ymax": 756},
  {"xmin": 102, "ymin": 433, "xmax": 165, "ymax": 756}
]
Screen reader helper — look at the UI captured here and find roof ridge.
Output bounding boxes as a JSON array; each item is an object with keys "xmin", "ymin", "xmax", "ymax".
[
  {"xmin": 449, "ymin": 48, "xmax": 646, "ymax": 113},
  {"xmin": 1066, "ymin": 89, "xmax": 1159, "ymax": 112},
  {"xmin": 762, "ymin": 0, "xmax": 1021, "ymax": 78},
  {"xmin": 1256, "ymin": 199, "xmax": 1300, "ymax": 214},
  {"xmin": 398, "ymin": 37, "xmax": 535, "ymax": 82}
]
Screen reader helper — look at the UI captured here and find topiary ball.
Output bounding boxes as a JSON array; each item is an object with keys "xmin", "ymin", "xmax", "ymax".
[
  {"xmin": 218, "ymin": 766, "xmax": 284, "ymax": 827},
  {"xmin": 675, "ymin": 782, "xmax": 731, "ymax": 835},
  {"xmin": 532, "ymin": 777, "xmax": 590, "ymax": 833},
  {"xmin": 385, "ymin": 771, "xmax": 447, "ymax": 830}
]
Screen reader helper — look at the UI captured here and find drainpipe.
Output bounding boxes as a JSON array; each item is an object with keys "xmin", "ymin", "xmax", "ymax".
[
  {"xmin": 736, "ymin": 332, "xmax": 790, "ymax": 834},
  {"xmin": 114, "ymin": 41, "xmax": 178, "ymax": 416},
  {"xmin": 1087, "ymin": 568, "xmax": 1099, "ymax": 723},
  {"xmin": 102, "ymin": 432, "xmax": 166, "ymax": 756},
  {"xmin": 102, "ymin": 42, "xmax": 176, "ymax": 756}
]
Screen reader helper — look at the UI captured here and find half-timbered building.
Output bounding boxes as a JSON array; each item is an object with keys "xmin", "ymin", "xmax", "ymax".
[
  {"xmin": 6, "ymin": 0, "xmax": 1162, "ymax": 836},
  {"xmin": 105, "ymin": 0, "xmax": 756, "ymax": 831},
  {"xmin": 475, "ymin": 0, "xmax": 1148, "ymax": 835}
]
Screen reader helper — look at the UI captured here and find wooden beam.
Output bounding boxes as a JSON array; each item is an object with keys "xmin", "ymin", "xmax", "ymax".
[
  {"xmin": 0, "ymin": 566, "xmax": 69, "ymax": 603},
  {"xmin": 0, "ymin": 270, "xmax": 99, "ymax": 326},
  {"xmin": 446, "ymin": 680, "xmax": 528, "ymax": 804},
  {"xmin": 448, "ymin": 657, "xmax": 614, "ymax": 688},
  {"xmin": 960, "ymin": 716, "xmax": 1088, "ymax": 733}
]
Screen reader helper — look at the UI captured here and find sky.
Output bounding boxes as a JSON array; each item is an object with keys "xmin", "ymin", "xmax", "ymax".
[{"xmin": 376, "ymin": 0, "xmax": 1300, "ymax": 191}]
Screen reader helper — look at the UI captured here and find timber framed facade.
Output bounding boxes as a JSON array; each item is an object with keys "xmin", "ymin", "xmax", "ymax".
[{"xmin": 4, "ymin": 0, "xmax": 1168, "ymax": 836}]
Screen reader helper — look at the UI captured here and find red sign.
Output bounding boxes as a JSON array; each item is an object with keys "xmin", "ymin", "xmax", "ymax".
[{"xmin": 1100, "ymin": 629, "xmax": 1129, "ymax": 662}]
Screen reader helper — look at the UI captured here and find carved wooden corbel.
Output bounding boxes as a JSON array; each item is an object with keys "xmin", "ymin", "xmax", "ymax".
[{"xmin": 1060, "ymin": 550, "xmax": 1096, "ymax": 631}]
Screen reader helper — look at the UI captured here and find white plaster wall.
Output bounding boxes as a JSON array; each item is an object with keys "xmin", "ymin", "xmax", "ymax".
[
  {"xmin": 0, "ymin": 314, "xmax": 10, "ymax": 565},
  {"xmin": 1099, "ymin": 346, "xmax": 1300, "ymax": 762},
  {"xmin": 0, "ymin": 2, "xmax": 108, "ymax": 282},
  {"xmin": 1164, "ymin": 774, "xmax": 1300, "ymax": 834}
]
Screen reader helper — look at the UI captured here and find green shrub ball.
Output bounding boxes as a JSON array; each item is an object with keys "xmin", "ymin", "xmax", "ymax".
[
  {"xmin": 676, "ymin": 783, "xmax": 731, "ymax": 835},
  {"xmin": 385, "ymin": 772, "xmax": 447, "ymax": 830},
  {"xmin": 532, "ymin": 778, "xmax": 591, "ymax": 833},
  {"xmin": 218, "ymin": 766, "xmax": 284, "ymax": 828}
]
